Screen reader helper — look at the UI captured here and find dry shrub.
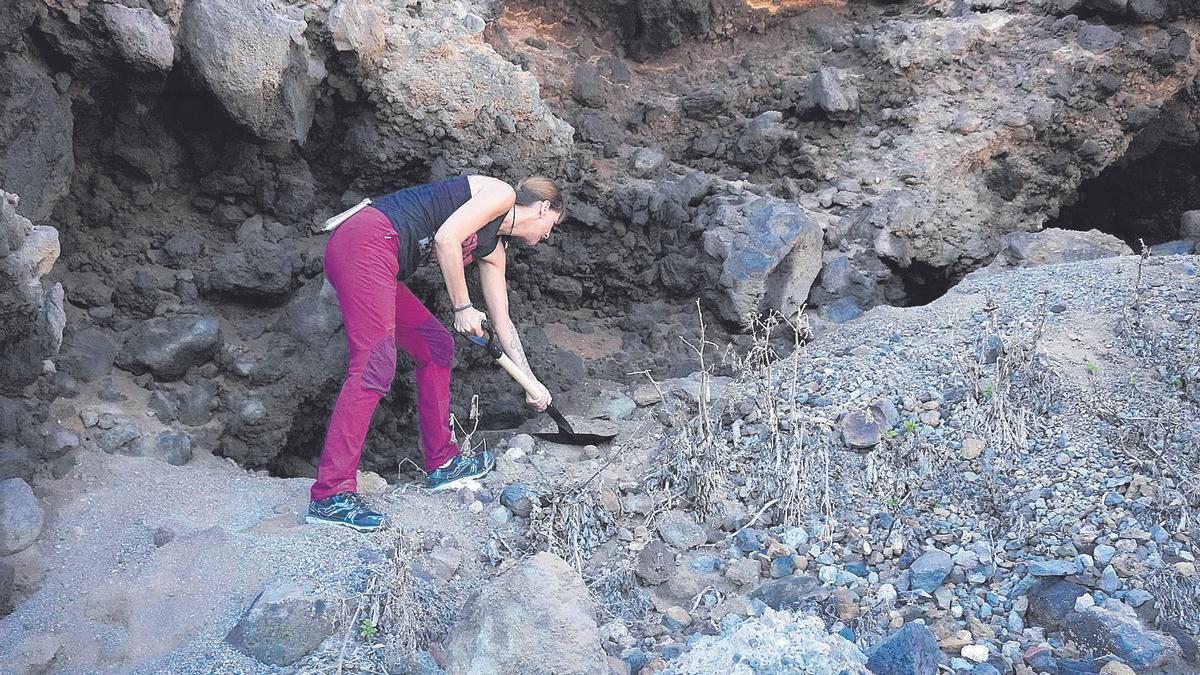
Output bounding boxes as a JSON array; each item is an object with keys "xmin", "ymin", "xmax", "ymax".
[{"xmin": 526, "ymin": 481, "xmax": 618, "ymax": 572}]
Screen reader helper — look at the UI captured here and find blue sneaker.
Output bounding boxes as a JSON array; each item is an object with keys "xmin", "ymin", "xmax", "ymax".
[
  {"xmin": 306, "ymin": 492, "xmax": 386, "ymax": 531},
  {"xmin": 426, "ymin": 451, "xmax": 495, "ymax": 491}
]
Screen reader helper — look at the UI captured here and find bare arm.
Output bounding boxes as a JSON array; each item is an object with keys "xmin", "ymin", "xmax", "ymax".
[
  {"xmin": 434, "ymin": 176, "xmax": 515, "ymax": 310},
  {"xmin": 479, "ymin": 247, "xmax": 550, "ymax": 407}
]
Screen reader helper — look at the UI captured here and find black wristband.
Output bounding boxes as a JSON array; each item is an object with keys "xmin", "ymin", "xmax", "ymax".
[{"xmin": 452, "ymin": 302, "xmax": 474, "ymax": 313}]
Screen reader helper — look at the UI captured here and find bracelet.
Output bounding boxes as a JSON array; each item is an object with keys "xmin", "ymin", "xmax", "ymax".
[{"xmin": 452, "ymin": 302, "xmax": 474, "ymax": 313}]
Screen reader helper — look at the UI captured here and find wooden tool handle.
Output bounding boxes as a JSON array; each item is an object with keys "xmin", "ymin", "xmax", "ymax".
[{"xmin": 495, "ymin": 353, "xmax": 545, "ymax": 399}]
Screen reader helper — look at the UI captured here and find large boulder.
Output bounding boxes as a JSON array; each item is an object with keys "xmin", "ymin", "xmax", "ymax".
[
  {"xmin": 200, "ymin": 238, "xmax": 296, "ymax": 303},
  {"xmin": 443, "ymin": 552, "xmax": 607, "ymax": 674},
  {"xmin": 1026, "ymin": 579, "xmax": 1089, "ymax": 631},
  {"xmin": 981, "ymin": 228, "xmax": 1133, "ymax": 274},
  {"xmin": 0, "ymin": 192, "xmax": 64, "ymax": 391},
  {"xmin": 1061, "ymin": 604, "xmax": 1181, "ymax": 671},
  {"xmin": 225, "ymin": 579, "xmax": 335, "ymax": 666},
  {"xmin": 670, "ymin": 609, "xmax": 869, "ymax": 674},
  {"xmin": 326, "ymin": 0, "xmax": 386, "ymax": 65},
  {"xmin": 702, "ymin": 197, "xmax": 824, "ymax": 325},
  {"xmin": 115, "ymin": 314, "xmax": 222, "ymax": 380},
  {"xmin": 179, "ymin": 0, "xmax": 324, "ymax": 142},
  {"xmin": 0, "ymin": 477, "xmax": 43, "ymax": 556},
  {"xmin": 0, "ymin": 56, "xmax": 74, "ymax": 223},
  {"xmin": 100, "ymin": 4, "xmax": 175, "ymax": 73}
]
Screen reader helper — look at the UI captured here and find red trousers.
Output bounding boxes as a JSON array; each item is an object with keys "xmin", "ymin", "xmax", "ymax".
[{"xmin": 311, "ymin": 207, "xmax": 459, "ymax": 502}]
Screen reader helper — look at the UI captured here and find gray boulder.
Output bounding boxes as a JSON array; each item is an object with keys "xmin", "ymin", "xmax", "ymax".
[
  {"xmin": 749, "ymin": 574, "xmax": 825, "ymax": 611},
  {"xmin": 116, "ymin": 314, "xmax": 222, "ymax": 381},
  {"xmin": 1061, "ymin": 604, "xmax": 1180, "ymax": 670},
  {"xmin": 443, "ymin": 552, "xmax": 607, "ymax": 674},
  {"xmin": 0, "ymin": 56, "xmax": 74, "ymax": 223},
  {"xmin": 100, "ymin": 4, "xmax": 175, "ymax": 73},
  {"xmin": 702, "ymin": 197, "xmax": 824, "ymax": 325},
  {"xmin": 179, "ymin": 0, "xmax": 324, "ymax": 142},
  {"xmin": 201, "ymin": 238, "xmax": 296, "ymax": 303},
  {"xmin": 867, "ymin": 622, "xmax": 942, "ymax": 675},
  {"xmin": 841, "ymin": 410, "xmax": 882, "ymax": 451},
  {"xmin": 0, "ymin": 477, "xmax": 43, "ymax": 556},
  {"xmin": 225, "ymin": 579, "xmax": 334, "ymax": 666},
  {"xmin": 1078, "ymin": 24, "xmax": 1124, "ymax": 54},
  {"xmin": 982, "ymin": 228, "xmax": 1132, "ymax": 274},
  {"xmin": 97, "ymin": 423, "xmax": 142, "ymax": 454},
  {"xmin": 128, "ymin": 431, "xmax": 193, "ymax": 466},
  {"xmin": 734, "ymin": 111, "xmax": 792, "ymax": 169},
  {"xmin": 811, "ymin": 67, "xmax": 859, "ymax": 122},
  {"xmin": 58, "ymin": 328, "xmax": 119, "ymax": 383}
]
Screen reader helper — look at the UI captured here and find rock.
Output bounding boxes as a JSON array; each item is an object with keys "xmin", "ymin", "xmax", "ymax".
[
  {"xmin": 202, "ymin": 237, "xmax": 295, "ymax": 303},
  {"xmin": 909, "ymin": 550, "xmax": 953, "ymax": 593},
  {"xmin": 869, "ymin": 398, "xmax": 900, "ymax": 430},
  {"xmin": 100, "ymin": 4, "xmax": 175, "ymax": 73},
  {"xmin": 500, "ymin": 484, "xmax": 537, "ymax": 518},
  {"xmin": 811, "ymin": 67, "xmax": 859, "ymax": 122},
  {"xmin": 0, "ymin": 478, "xmax": 43, "ymax": 555},
  {"xmin": 129, "ymin": 431, "xmax": 193, "ymax": 466},
  {"xmin": 1029, "ymin": 559, "xmax": 1081, "ymax": 576},
  {"xmin": 821, "ymin": 296, "xmax": 864, "ymax": 323},
  {"xmin": 179, "ymin": 0, "xmax": 324, "ymax": 142},
  {"xmin": 97, "ymin": 423, "xmax": 142, "ymax": 453},
  {"xmin": 703, "ymin": 197, "xmax": 824, "ymax": 325},
  {"xmin": 0, "ymin": 57, "xmax": 74, "ymax": 224},
  {"xmin": 226, "ymin": 579, "xmax": 334, "ymax": 666},
  {"xmin": 177, "ymin": 383, "xmax": 217, "ymax": 427},
  {"xmin": 0, "ymin": 559, "xmax": 14, "ymax": 616},
  {"xmin": 58, "ymin": 328, "xmax": 119, "ymax": 383},
  {"xmin": 656, "ymin": 510, "xmax": 707, "ymax": 550},
  {"xmin": 960, "ymin": 437, "xmax": 985, "ymax": 460},
  {"xmin": 630, "ymin": 147, "xmax": 666, "ymax": 179},
  {"xmin": 635, "ymin": 540, "xmax": 676, "ymax": 586},
  {"xmin": 1061, "ymin": 605, "xmax": 1180, "ymax": 671},
  {"xmin": 443, "ymin": 552, "xmax": 606, "ymax": 674},
  {"xmin": 116, "ymin": 315, "xmax": 222, "ymax": 381},
  {"xmin": 725, "ymin": 558, "xmax": 761, "ymax": 587},
  {"xmin": 1078, "ymin": 24, "xmax": 1123, "ymax": 53},
  {"xmin": 748, "ymin": 574, "xmax": 824, "ymax": 611},
  {"xmin": 1026, "ymin": 579, "xmax": 1089, "ymax": 631},
  {"xmin": 982, "ymin": 229, "xmax": 1132, "ymax": 274},
  {"xmin": 1182, "ymin": 211, "xmax": 1200, "ymax": 240},
  {"xmin": 866, "ymin": 622, "xmax": 940, "ymax": 674},
  {"xmin": 1094, "ymin": 544, "xmax": 1117, "ymax": 565},
  {"xmin": 841, "ymin": 410, "xmax": 882, "ymax": 451},
  {"xmin": 632, "ymin": 384, "xmax": 663, "ymax": 406},
  {"xmin": 671, "ymin": 609, "xmax": 868, "ymax": 673},
  {"xmin": 571, "ymin": 63, "xmax": 608, "ymax": 109},
  {"xmin": 663, "ymin": 606, "xmax": 692, "ymax": 631},
  {"xmin": 734, "ymin": 111, "xmax": 792, "ymax": 169},
  {"xmin": 326, "ymin": 0, "xmax": 385, "ymax": 64},
  {"xmin": 962, "ymin": 644, "xmax": 989, "ymax": 663},
  {"xmin": 1099, "ymin": 663, "xmax": 1136, "ymax": 675}
]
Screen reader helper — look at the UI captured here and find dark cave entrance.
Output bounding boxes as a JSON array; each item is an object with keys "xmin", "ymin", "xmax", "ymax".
[
  {"xmin": 887, "ymin": 259, "xmax": 957, "ymax": 307},
  {"xmin": 1047, "ymin": 140, "xmax": 1200, "ymax": 249}
]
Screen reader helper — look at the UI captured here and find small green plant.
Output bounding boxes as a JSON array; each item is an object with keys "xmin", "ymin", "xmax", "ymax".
[
  {"xmin": 982, "ymin": 383, "xmax": 995, "ymax": 400},
  {"xmin": 359, "ymin": 618, "xmax": 377, "ymax": 641},
  {"xmin": 884, "ymin": 429, "xmax": 898, "ymax": 440},
  {"xmin": 901, "ymin": 420, "xmax": 917, "ymax": 433},
  {"xmin": 1174, "ymin": 376, "xmax": 1185, "ymax": 389},
  {"xmin": 1127, "ymin": 372, "xmax": 1137, "ymax": 386},
  {"xmin": 1085, "ymin": 361, "xmax": 1100, "ymax": 375},
  {"xmin": 885, "ymin": 496, "xmax": 897, "ymax": 510}
]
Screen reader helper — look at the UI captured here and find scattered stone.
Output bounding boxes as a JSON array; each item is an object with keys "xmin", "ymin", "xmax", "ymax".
[
  {"xmin": 100, "ymin": 4, "xmax": 175, "ymax": 72},
  {"xmin": 811, "ymin": 67, "xmax": 859, "ymax": 122},
  {"xmin": 866, "ymin": 622, "xmax": 942, "ymax": 675},
  {"xmin": 1061, "ymin": 605, "xmax": 1180, "ymax": 671},
  {"xmin": 0, "ymin": 478, "xmax": 43, "ymax": 556},
  {"xmin": 725, "ymin": 558, "xmax": 761, "ymax": 587},
  {"xmin": 670, "ymin": 610, "xmax": 867, "ymax": 673},
  {"xmin": 225, "ymin": 579, "xmax": 334, "ymax": 666},
  {"xmin": 748, "ymin": 574, "xmax": 824, "ymax": 611},
  {"xmin": 97, "ymin": 423, "xmax": 142, "ymax": 454},
  {"xmin": 1029, "ymin": 559, "xmax": 1081, "ymax": 576},
  {"xmin": 656, "ymin": 510, "xmax": 707, "ymax": 550},
  {"xmin": 500, "ymin": 483, "xmax": 536, "ymax": 518},
  {"xmin": 961, "ymin": 644, "xmax": 989, "ymax": 663},
  {"xmin": 960, "ymin": 437, "xmax": 985, "ymax": 460},
  {"xmin": 443, "ymin": 552, "xmax": 606, "ymax": 673},
  {"xmin": 909, "ymin": 549, "xmax": 953, "ymax": 593},
  {"xmin": 662, "ymin": 606, "xmax": 692, "ymax": 631},
  {"xmin": 841, "ymin": 410, "xmax": 882, "ymax": 451},
  {"xmin": 1027, "ymin": 579, "xmax": 1089, "ymax": 631}
]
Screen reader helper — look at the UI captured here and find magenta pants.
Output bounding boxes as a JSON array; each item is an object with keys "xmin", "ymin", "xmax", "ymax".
[{"xmin": 310, "ymin": 206, "xmax": 459, "ymax": 501}]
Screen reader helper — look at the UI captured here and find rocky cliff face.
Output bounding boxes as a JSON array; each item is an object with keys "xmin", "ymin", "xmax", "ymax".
[{"xmin": 0, "ymin": 0, "xmax": 1197, "ymax": 506}]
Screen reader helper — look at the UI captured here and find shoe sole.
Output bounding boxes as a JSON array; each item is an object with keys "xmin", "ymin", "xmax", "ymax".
[
  {"xmin": 305, "ymin": 514, "xmax": 385, "ymax": 532},
  {"xmin": 429, "ymin": 463, "xmax": 494, "ymax": 492}
]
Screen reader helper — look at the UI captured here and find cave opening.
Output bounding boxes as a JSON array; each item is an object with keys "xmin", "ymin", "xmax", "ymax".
[
  {"xmin": 885, "ymin": 259, "xmax": 956, "ymax": 308},
  {"xmin": 1047, "ymin": 137, "xmax": 1200, "ymax": 250}
]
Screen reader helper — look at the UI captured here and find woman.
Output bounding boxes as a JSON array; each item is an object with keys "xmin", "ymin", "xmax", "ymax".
[{"xmin": 306, "ymin": 175, "xmax": 564, "ymax": 531}]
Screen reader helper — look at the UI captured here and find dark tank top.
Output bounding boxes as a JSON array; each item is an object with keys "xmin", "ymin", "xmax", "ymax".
[{"xmin": 371, "ymin": 176, "xmax": 507, "ymax": 281}]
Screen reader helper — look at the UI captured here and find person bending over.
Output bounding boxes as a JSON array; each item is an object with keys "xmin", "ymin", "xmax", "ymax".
[{"xmin": 307, "ymin": 175, "xmax": 564, "ymax": 531}]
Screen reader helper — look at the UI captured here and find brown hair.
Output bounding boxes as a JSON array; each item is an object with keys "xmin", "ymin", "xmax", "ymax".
[{"xmin": 515, "ymin": 176, "xmax": 565, "ymax": 212}]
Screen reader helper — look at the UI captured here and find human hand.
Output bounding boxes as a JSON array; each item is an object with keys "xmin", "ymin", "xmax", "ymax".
[
  {"xmin": 526, "ymin": 382, "xmax": 552, "ymax": 412},
  {"xmin": 454, "ymin": 306, "xmax": 487, "ymax": 337}
]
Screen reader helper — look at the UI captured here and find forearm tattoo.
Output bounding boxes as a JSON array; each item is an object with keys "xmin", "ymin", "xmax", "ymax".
[{"xmin": 504, "ymin": 324, "xmax": 534, "ymax": 377}]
